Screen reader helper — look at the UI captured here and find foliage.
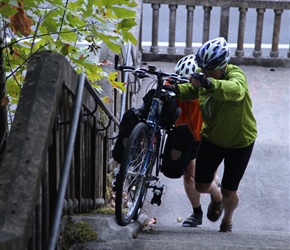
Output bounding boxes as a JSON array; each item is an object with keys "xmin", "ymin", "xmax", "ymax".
[
  {"xmin": 62, "ymin": 216, "xmax": 98, "ymax": 250},
  {"xmin": 94, "ymin": 207, "xmax": 115, "ymax": 214},
  {"xmin": 1, "ymin": 0, "xmax": 137, "ymax": 107}
]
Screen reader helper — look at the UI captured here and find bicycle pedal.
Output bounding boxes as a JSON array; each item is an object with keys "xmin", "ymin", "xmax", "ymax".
[
  {"xmin": 151, "ymin": 192, "xmax": 162, "ymax": 206},
  {"xmin": 150, "ymin": 181, "xmax": 165, "ymax": 206}
]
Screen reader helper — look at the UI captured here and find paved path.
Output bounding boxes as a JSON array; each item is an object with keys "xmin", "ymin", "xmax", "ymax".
[
  {"xmin": 88, "ymin": 62, "xmax": 290, "ymax": 249},
  {"xmin": 139, "ymin": 62, "xmax": 290, "ymax": 233}
]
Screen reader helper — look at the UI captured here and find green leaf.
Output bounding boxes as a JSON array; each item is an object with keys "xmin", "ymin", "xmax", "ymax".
[
  {"xmin": 126, "ymin": 1, "xmax": 138, "ymax": 8},
  {"xmin": 109, "ymin": 72, "xmax": 126, "ymax": 91},
  {"xmin": 3, "ymin": 0, "xmax": 137, "ymax": 112},
  {"xmin": 60, "ymin": 44, "xmax": 69, "ymax": 56},
  {"xmin": 117, "ymin": 18, "xmax": 136, "ymax": 31},
  {"xmin": 42, "ymin": 11, "xmax": 62, "ymax": 33},
  {"xmin": 1, "ymin": 4, "xmax": 18, "ymax": 17},
  {"xmin": 122, "ymin": 31, "xmax": 137, "ymax": 45},
  {"xmin": 111, "ymin": 7, "xmax": 136, "ymax": 19},
  {"xmin": 6, "ymin": 78, "xmax": 21, "ymax": 99},
  {"xmin": 98, "ymin": 33, "xmax": 121, "ymax": 53},
  {"xmin": 66, "ymin": 13, "xmax": 86, "ymax": 28},
  {"xmin": 47, "ymin": 0, "xmax": 63, "ymax": 6},
  {"xmin": 59, "ymin": 30, "xmax": 77, "ymax": 42},
  {"xmin": 100, "ymin": 0, "xmax": 119, "ymax": 6},
  {"xmin": 67, "ymin": 0, "xmax": 83, "ymax": 11}
]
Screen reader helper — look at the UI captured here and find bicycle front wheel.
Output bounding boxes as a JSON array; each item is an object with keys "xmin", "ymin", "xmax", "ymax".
[{"xmin": 115, "ymin": 122, "xmax": 149, "ymax": 226}]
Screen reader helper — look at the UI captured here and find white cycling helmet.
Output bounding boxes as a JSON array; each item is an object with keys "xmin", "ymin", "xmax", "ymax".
[
  {"xmin": 196, "ymin": 37, "xmax": 231, "ymax": 70},
  {"xmin": 173, "ymin": 54, "xmax": 198, "ymax": 78}
]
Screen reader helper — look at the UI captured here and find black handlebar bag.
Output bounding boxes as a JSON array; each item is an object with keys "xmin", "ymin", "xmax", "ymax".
[
  {"xmin": 161, "ymin": 124, "xmax": 198, "ymax": 178},
  {"xmin": 139, "ymin": 89, "xmax": 181, "ymax": 129}
]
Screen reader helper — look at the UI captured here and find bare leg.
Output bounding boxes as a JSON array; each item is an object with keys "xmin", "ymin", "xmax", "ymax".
[
  {"xmin": 183, "ymin": 160, "xmax": 200, "ymax": 208},
  {"xmin": 221, "ymin": 187, "xmax": 238, "ymax": 225},
  {"xmin": 182, "ymin": 160, "xmax": 203, "ymax": 227},
  {"xmin": 196, "ymin": 181, "xmax": 222, "ymax": 201},
  {"xmin": 185, "ymin": 163, "xmax": 220, "ymax": 205},
  {"xmin": 195, "ymin": 180, "xmax": 223, "ymax": 223}
]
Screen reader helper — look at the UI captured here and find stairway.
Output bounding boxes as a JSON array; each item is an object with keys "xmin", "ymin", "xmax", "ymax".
[{"xmin": 78, "ymin": 214, "xmax": 290, "ymax": 250}]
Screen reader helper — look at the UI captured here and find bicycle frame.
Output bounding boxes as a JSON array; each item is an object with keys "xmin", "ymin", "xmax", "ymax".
[
  {"xmin": 114, "ymin": 64, "xmax": 188, "ymax": 226},
  {"xmin": 140, "ymin": 73, "xmax": 170, "ymax": 176}
]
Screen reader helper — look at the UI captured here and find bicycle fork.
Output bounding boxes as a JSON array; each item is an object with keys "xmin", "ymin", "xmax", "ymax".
[{"xmin": 144, "ymin": 131, "xmax": 166, "ymax": 206}]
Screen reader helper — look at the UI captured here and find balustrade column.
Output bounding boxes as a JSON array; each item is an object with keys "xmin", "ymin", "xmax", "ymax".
[
  {"xmin": 150, "ymin": 3, "xmax": 160, "ymax": 54},
  {"xmin": 167, "ymin": 4, "xmax": 178, "ymax": 54},
  {"xmin": 184, "ymin": 5, "xmax": 195, "ymax": 55},
  {"xmin": 203, "ymin": 6, "xmax": 212, "ymax": 43},
  {"xmin": 270, "ymin": 9, "xmax": 283, "ymax": 58},
  {"xmin": 253, "ymin": 8, "xmax": 265, "ymax": 58},
  {"xmin": 235, "ymin": 8, "xmax": 248, "ymax": 57},
  {"xmin": 219, "ymin": 6, "xmax": 230, "ymax": 41}
]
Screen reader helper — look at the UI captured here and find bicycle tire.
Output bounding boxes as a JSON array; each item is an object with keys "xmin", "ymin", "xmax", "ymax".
[
  {"xmin": 115, "ymin": 122, "xmax": 150, "ymax": 226},
  {"xmin": 132, "ymin": 130, "xmax": 159, "ymax": 221}
]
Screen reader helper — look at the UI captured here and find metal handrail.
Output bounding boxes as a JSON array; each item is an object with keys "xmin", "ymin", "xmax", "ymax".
[
  {"xmin": 84, "ymin": 79, "xmax": 120, "ymax": 127},
  {"xmin": 120, "ymin": 42, "xmax": 133, "ymax": 119},
  {"xmin": 48, "ymin": 74, "xmax": 85, "ymax": 250},
  {"xmin": 0, "ymin": 42, "xmax": 137, "ymax": 249},
  {"xmin": 47, "ymin": 70, "xmax": 123, "ymax": 249}
]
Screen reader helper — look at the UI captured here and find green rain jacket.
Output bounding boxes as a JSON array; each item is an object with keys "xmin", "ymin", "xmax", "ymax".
[{"xmin": 177, "ymin": 64, "xmax": 257, "ymax": 148}]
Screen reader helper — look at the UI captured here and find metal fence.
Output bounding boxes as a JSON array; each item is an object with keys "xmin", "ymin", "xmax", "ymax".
[{"xmin": 0, "ymin": 43, "xmax": 140, "ymax": 250}]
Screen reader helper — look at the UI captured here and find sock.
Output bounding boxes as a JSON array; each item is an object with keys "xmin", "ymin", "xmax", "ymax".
[{"xmin": 193, "ymin": 205, "xmax": 203, "ymax": 215}]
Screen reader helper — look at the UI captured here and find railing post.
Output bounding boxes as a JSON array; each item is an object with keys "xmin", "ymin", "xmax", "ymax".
[
  {"xmin": 167, "ymin": 4, "xmax": 178, "ymax": 54},
  {"xmin": 48, "ymin": 74, "xmax": 85, "ymax": 250},
  {"xmin": 270, "ymin": 9, "xmax": 283, "ymax": 58},
  {"xmin": 253, "ymin": 8, "xmax": 265, "ymax": 58},
  {"xmin": 203, "ymin": 6, "xmax": 212, "ymax": 43},
  {"xmin": 219, "ymin": 6, "xmax": 230, "ymax": 41},
  {"xmin": 150, "ymin": 3, "xmax": 160, "ymax": 54},
  {"xmin": 184, "ymin": 5, "xmax": 195, "ymax": 55},
  {"xmin": 235, "ymin": 7, "xmax": 248, "ymax": 57}
]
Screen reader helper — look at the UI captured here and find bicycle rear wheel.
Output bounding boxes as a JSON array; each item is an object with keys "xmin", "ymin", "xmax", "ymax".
[{"xmin": 115, "ymin": 122, "xmax": 150, "ymax": 226}]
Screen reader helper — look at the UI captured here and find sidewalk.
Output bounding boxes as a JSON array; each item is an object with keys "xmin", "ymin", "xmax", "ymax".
[{"xmin": 138, "ymin": 62, "xmax": 290, "ymax": 232}]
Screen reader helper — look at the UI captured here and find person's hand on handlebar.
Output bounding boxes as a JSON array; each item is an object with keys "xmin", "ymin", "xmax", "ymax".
[
  {"xmin": 162, "ymin": 84, "xmax": 180, "ymax": 95},
  {"xmin": 189, "ymin": 72, "xmax": 212, "ymax": 89}
]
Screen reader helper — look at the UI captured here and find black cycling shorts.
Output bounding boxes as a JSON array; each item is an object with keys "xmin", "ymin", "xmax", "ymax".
[{"xmin": 195, "ymin": 138, "xmax": 255, "ymax": 191}]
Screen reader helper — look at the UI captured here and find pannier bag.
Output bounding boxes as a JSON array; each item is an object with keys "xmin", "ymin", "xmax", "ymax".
[
  {"xmin": 112, "ymin": 108, "xmax": 140, "ymax": 163},
  {"xmin": 161, "ymin": 124, "xmax": 197, "ymax": 178}
]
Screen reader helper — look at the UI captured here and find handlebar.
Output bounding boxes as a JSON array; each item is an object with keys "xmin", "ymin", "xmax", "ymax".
[
  {"xmin": 118, "ymin": 65, "xmax": 135, "ymax": 71},
  {"xmin": 118, "ymin": 65, "xmax": 189, "ymax": 84}
]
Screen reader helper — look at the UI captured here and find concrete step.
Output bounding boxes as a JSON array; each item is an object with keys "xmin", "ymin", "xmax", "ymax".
[
  {"xmin": 74, "ymin": 214, "xmax": 290, "ymax": 250},
  {"xmin": 134, "ymin": 225, "xmax": 290, "ymax": 250}
]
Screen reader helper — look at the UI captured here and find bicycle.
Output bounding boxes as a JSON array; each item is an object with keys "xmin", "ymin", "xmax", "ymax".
[{"xmin": 114, "ymin": 64, "xmax": 189, "ymax": 226}]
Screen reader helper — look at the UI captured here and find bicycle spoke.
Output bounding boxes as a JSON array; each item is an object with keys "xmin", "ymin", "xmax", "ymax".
[{"xmin": 115, "ymin": 123, "xmax": 151, "ymax": 226}]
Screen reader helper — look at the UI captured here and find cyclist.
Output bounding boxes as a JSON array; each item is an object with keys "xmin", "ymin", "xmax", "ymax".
[
  {"xmin": 171, "ymin": 54, "xmax": 219, "ymax": 227},
  {"xmin": 175, "ymin": 37, "xmax": 257, "ymax": 232}
]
